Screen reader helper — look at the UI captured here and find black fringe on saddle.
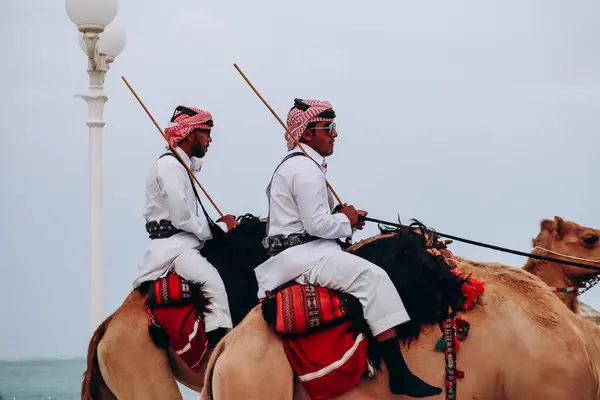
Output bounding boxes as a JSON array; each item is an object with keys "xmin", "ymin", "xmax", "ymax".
[
  {"xmin": 260, "ymin": 294, "xmax": 277, "ymax": 326},
  {"xmin": 148, "ymin": 320, "xmax": 170, "ymax": 349},
  {"xmin": 349, "ymin": 219, "xmax": 467, "ymax": 345},
  {"xmin": 200, "ymin": 214, "xmax": 268, "ymax": 326}
]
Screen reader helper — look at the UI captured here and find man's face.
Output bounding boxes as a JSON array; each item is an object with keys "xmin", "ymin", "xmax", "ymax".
[
  {"xmin": 188, "ymin": 128, "xmax": 212, "ymax": 158},
  {"xmin": 302, "ymin": 121, "xmax": 338, "ymax": 157}
]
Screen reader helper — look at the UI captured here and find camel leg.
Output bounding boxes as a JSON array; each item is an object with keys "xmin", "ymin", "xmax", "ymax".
[
  {"xmin": 97, "ymin": 291, "xmax": 183, "ymax": 399},
  {"xmin": 211, "ymin": 308, "xmax": 294, "ymax": 400},
  {"xmin": 169, "ymin": 347, "xmax": 213, "ymax": 393}
]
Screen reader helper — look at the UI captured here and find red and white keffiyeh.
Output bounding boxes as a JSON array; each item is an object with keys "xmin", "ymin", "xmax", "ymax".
[
  {"xmin": 164, "ymin": 106, "xmax": 213, "ymax": 148},
  {"xmin": 285, "ymin": 99, "xmax": 335, "ymax": 150}
]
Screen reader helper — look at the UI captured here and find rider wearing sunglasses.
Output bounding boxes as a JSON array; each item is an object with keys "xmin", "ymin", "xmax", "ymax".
[
  {"xmin": 301, "ymin": 120, "xmax": 338, "ymax": 160},
  {"xmin": 255, "ymin": 98, "xmax": 442, "ymax": 398}
]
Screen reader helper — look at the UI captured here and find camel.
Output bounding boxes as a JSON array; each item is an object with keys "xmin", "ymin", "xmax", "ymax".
[
  {"xmin": 201, "ymin": 217, "xmax": 600, "ymax": 400},
  {"xmin": 203, "ymin": 262, "xmax": 600, "ymax": 400},
  {"xmin": 81, "ymin": 216, "xmax": 600, "ymax": 399}
]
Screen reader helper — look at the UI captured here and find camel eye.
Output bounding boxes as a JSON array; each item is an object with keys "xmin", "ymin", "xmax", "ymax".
[{"xmin": 582, "ymin": 234, "xmax": 599, "ymax": 247}]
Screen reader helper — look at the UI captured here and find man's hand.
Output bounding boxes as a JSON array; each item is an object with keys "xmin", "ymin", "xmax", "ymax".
[
  {"xmin": 356, "ymin": 209, "xmax": 368, "ymax": 230},
  {"xmin": 339, "ymin": 204, "xmax": 368, "ymax": 230},
  {"xmin": 218, "ymin": 214, "xmax": 240, "ymax": 231}
]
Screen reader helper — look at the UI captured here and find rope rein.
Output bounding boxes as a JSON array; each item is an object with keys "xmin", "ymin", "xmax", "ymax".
[
  {"xmin": 529, "ymin": 246, "xmax": 600, "ymax": 295},
  {"xmin": 533, "ymin": 246, "xmax": 600, "ymax": 264}
]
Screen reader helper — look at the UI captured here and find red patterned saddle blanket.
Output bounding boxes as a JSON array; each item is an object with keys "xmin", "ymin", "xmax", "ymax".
[
  {"xmin": 144, "ymin": 272, "xmax": 210, "ymax": 370},
  {"xmin": 262, "ymin": 284, "xmax": 370, "ymax": 400}
]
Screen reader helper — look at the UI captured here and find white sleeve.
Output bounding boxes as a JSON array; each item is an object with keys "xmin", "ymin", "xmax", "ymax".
[
  {"xmin": 290, "ymin": 161, "xmax": 353, "ymax": 239},
  {"xmin": 155, "ymin": 161, "xmax": 218, "ymax": 241}
]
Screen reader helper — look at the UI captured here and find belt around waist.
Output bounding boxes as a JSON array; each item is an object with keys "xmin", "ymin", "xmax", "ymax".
[
  {"xmin": 262, "ymin": 233, "xmax": 320, "ymax": 256},
  {"xmin": 145, "ymin": 219, "xmax": 183, "ymax": 239}
]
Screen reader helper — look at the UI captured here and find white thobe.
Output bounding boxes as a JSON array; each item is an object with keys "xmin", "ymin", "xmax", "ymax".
[
  {"xmin": 255, "ymin": 145, "xmax": 410, "ymax": 336},
  {"xmin": 134, "ymin": 148, "xmax": 232, "ymax": 332}
]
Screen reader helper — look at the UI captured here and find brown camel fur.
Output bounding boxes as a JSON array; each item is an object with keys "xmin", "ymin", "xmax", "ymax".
[
  {"xmin": 202, "ymin": 217, "xmax": 600, "ymax": 400},
  {"xmin": 203, "ymin": 260, "xmax": 600, "ymax": 400},
  {"xmin": 81, "ymin": 216, "xmax": 600, "ymax": 399}
]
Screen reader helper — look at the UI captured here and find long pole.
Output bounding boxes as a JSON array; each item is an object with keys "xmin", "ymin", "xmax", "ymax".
[
  {"xmin": 121, "ymin": 76, "xmax": 225, "ymax": 217},
  {"xmin": 86, "ymin": 67, "xmax": 107, "ymax": 332},
  {"xmin": 233, "ymin": 63, "xmax": 344, "ymax": 206}
]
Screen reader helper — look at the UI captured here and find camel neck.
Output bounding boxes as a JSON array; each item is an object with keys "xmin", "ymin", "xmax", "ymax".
[{"xmin": 527, "ymin": 261, "xmax": 579, "ymax": 313}]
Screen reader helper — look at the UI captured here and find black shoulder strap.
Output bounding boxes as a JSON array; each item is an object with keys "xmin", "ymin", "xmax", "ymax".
[
  {"xmin": 266, "ymin": 152, "xmax": 306, "ymax": 195},
  {"xmin": 265, "ymin": 152, "xmax": 306, "ymax": 234},
  {"xmin": 159, "ymin": 151, "xmax": 225, "ymax": 240},
  {"xmin": 265, "ymin": 151, "xmax": 325, "ymax": 196},
  {"xmin": 265, "ymin": 151, "xmax": 337, "ymax": 236}
]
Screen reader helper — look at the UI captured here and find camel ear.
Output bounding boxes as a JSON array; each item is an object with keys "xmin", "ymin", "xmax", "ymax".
[
  {"xmin": 541, "ymin": 216, "xmax": 565, "ymax": 240},
  {"xmin": 554, "ymin": 216, "xmax": 565, "ymax": 233}
]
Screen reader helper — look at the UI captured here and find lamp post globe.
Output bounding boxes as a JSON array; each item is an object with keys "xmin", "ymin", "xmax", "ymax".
[
  {"xmin": 65, "ymin": 0, "xmax": 118, "ymax": 33},
  {"xmin": 79, "ymin": 19, "xmax": 127, "ymax": 63},
  {"xmin": 98, "ymin": 20, "xmax": 127, "ymax": 62}
]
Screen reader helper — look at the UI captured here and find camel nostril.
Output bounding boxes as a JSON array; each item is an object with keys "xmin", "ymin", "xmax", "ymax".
[{"xmin": 583, "ymin": 235, "xmax": 599, "ymax": 246}]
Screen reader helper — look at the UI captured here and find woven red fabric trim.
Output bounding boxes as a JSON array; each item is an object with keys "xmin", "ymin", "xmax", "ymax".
[
  {"xmin": 270, "ymin": 284, "xmax": 351, "ymax": 336},
  {"xmin": 146, "ymin": 272, "xmax": 198, "ymax": 307}
]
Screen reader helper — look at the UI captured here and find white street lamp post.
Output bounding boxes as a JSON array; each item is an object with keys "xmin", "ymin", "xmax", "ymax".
[{"xmin": 65, "ymin": 0, "xmax": 126, "ymax": 333}]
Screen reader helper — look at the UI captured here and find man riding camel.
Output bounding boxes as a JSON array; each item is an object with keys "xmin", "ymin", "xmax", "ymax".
[
  {"xmin": 255, "ymin": 98, "xmax": 443, "ymax": 398},
  {"xmin": 134, "ymin": 105, "xmax": 239, "ymax": 348}
]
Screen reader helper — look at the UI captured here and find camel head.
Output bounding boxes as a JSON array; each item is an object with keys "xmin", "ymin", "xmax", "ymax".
[
  {"xmin": 534, "ymin": 216, "xmax": 600, "ymax": 277},
  {"xmin": 524, "ymin": 216, "xmax": 600, "ymax": 312}
]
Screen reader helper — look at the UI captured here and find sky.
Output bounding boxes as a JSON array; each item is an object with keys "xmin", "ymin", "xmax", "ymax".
[{"xmin": 0, "ymin": 0, "xmax": 599, "ymax": 360}]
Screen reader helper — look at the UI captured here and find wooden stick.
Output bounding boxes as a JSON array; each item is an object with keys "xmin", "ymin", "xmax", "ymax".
[
  {"xmin": 232, "ymin": 63, "xmax": 344, "ymax": 206},
  {"xmin": 121, "ymin": 76, "xmax": 225, "ymax": 218}
]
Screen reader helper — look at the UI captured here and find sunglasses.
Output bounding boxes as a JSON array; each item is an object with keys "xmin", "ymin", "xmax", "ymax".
[{"xmin": 310, "ymin": 122, "xmax": 336, "ymax": 136}]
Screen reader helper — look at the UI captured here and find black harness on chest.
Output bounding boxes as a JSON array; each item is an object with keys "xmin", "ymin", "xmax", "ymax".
[
  {"xmin": 145, "ymin": 152, "xmax": 223, "ymax": 241},
  {"xmin": 263, "ymin": 151, "xmax": 335, "ymax": 256}
]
